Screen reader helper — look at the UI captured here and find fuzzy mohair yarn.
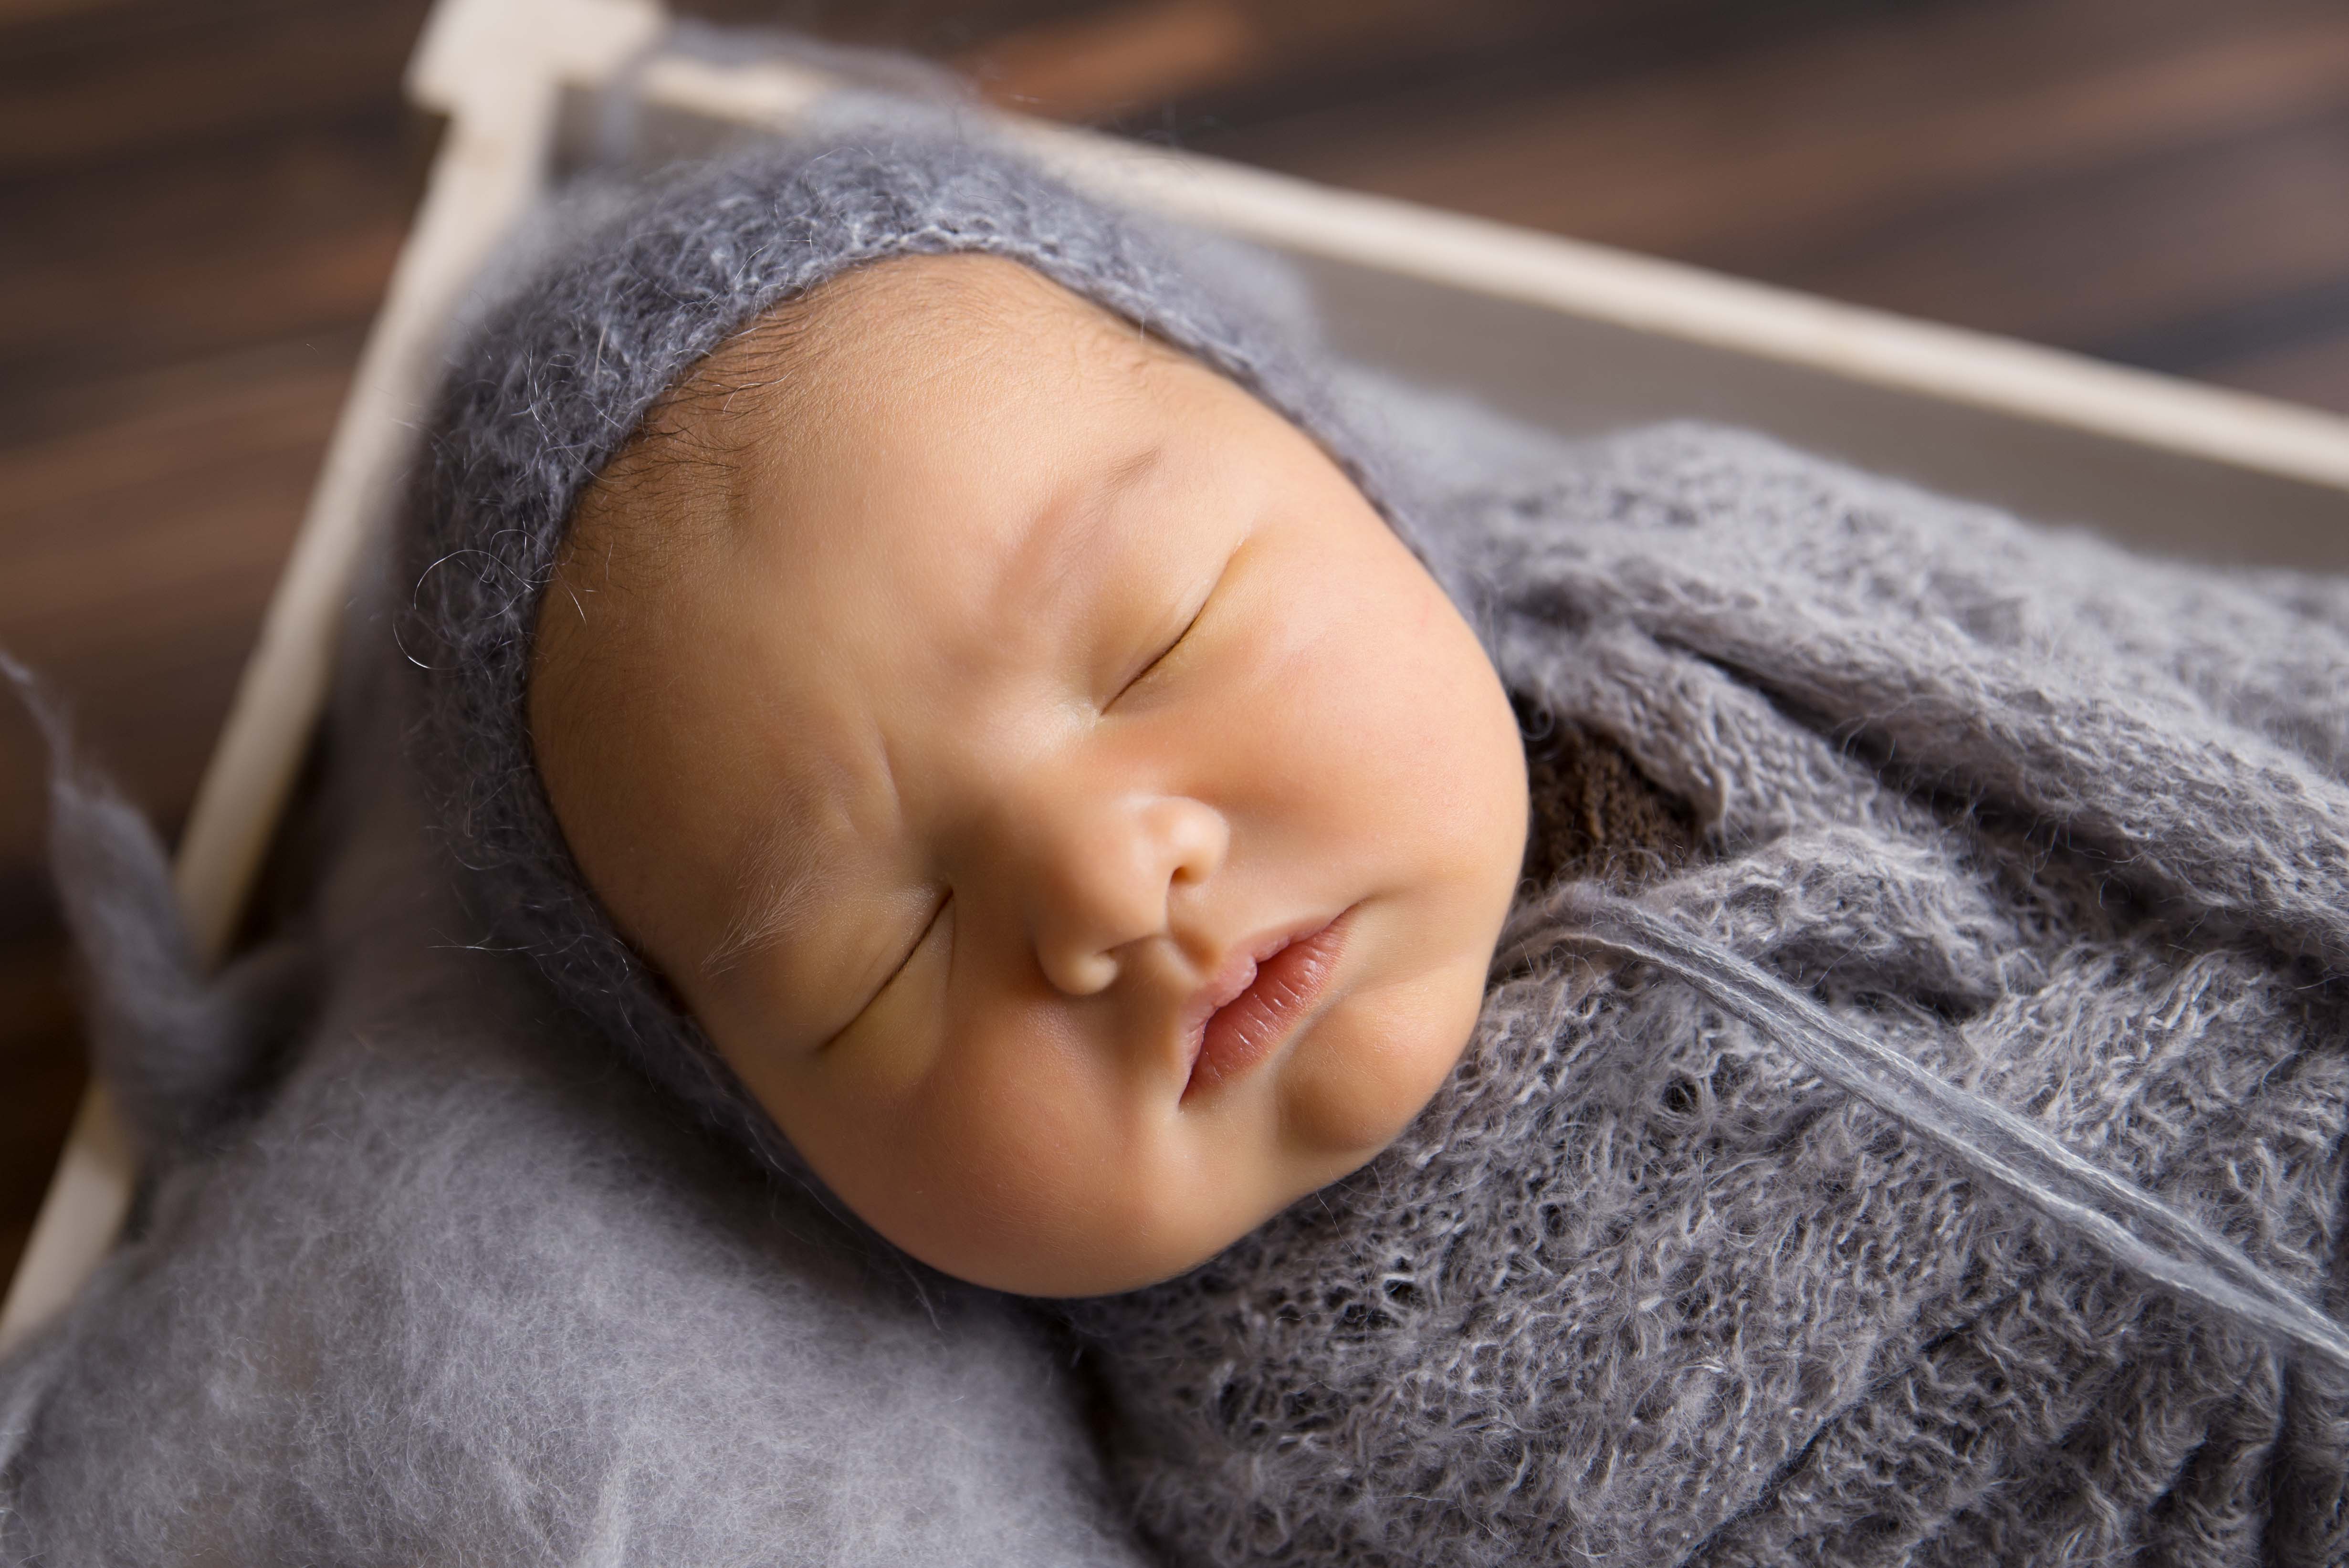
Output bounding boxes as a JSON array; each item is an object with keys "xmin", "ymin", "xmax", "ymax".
[
  {"xmin": 1070, "ymin": 417, "xmax": 2349, "ymax": 1566},
  {"xmin": 401, "ymin": 111, "xmax": 1417, "ymax": 1172}
]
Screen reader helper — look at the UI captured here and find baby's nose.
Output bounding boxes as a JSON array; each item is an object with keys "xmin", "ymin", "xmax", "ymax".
[{"xmin": 1030, "ymin": 794, "xmax": 1228, "ymax": 996}]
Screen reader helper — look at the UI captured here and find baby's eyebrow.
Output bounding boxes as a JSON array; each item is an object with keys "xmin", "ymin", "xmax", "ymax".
[
  {"xmin": 1098, "ymin": 444, "xmax": 1162, "ymax": 499},
  {"xmin": 984, "ymin": 443, "xmax": 1166, "ymax": 625},
  {"xmin": 702, "ymin": 800, "xmax": 835, "ymax": 977}
]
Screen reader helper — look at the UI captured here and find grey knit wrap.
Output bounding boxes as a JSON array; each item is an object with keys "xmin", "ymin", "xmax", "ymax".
[
  {"xmin": 1070, "ymin": 420, "xmax": 2349, "ymax": 1565},
  {"xmin": 403, "ymin": 114, "xmax": 1417, "ymax": 1168}
]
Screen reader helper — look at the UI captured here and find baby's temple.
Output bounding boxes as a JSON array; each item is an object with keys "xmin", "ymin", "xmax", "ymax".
[{"xmin": 4, "ymin": 14, "xmax": 2349, "ymax": 1567}]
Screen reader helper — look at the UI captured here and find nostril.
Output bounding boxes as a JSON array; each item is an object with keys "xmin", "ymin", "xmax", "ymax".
[{"xmin": 1047, "ymin": 947, "xmax": 1120, "ymax": 998}]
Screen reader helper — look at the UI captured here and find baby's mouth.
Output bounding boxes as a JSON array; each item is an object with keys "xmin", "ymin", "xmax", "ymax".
[{"xmin": 1182, "ymin": 907, "xmax": 1355, "ymax": 1102}]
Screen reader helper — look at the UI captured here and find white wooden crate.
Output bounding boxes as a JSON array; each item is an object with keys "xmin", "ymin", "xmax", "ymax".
[{"xmin": 6, "ymin": 0, "xmax": 2344, "ymax": 1356}]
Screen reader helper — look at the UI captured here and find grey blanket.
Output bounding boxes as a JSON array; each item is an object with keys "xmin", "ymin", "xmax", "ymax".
[{"xmin": 4, "ymin": 407, "xmax": 2346, "ymax": 1566}]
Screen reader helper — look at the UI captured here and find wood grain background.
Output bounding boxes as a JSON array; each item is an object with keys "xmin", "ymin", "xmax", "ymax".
[{"xmin": 5, "ymin": 0, "xmax": 2348, "ymax": 1281}]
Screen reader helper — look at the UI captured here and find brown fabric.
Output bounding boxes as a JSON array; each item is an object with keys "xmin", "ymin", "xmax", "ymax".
[{"xmin": 1516, "ymin": 696, "xmax": 1699, "ymax": 889}]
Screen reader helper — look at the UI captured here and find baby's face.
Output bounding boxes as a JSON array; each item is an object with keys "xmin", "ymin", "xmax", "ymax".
[{"xmin": 532, "ymin": 254, "xmax": 1527, "ymax": 1294}]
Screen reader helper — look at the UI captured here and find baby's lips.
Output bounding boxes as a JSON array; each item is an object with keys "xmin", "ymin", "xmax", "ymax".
[
  {"xmin": 1181, "ymin": 906, "xmax": 1354, "ymax": 1100},
  {"xmin": 1174, "ymin": 941, "xmax": 1263, "ymax": 1078}
]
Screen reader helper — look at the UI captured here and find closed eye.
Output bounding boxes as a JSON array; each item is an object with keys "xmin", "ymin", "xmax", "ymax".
[
  {"xmin": 1118, "ymin": 601, "xmax": 1206, "ymax": 701},
  {"xmin": 1114, "ymin": 554, "xmax": 1232, "ymax": 705},
  {"xmin": 818, "ymin": 891, "xmax": 949, "ymax": 1054}
]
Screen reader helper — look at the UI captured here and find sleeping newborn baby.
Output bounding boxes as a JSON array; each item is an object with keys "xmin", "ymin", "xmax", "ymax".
[{"xmin": 525, "ymin": 251, "xmax": 1529, "ymax": 1296}]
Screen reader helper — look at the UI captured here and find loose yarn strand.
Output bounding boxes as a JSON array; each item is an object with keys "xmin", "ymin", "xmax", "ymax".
[{"xmin": 1541, "ymin": 886, "xmax": 2349, "ymax": 1374}]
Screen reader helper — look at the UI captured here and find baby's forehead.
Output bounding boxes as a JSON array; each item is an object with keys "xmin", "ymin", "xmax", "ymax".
[{"xmin": 564, "ymin": 252, "xmax": 1191, "ymax": 568}]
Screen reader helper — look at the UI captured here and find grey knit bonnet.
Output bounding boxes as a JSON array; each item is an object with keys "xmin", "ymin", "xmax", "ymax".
[{"xmin": 403, "ymin": 114, "xmax": 1424, "ymax": 1169}]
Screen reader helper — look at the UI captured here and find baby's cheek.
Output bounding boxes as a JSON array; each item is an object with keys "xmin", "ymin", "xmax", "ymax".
[
  {"xmin": 878, "ymin": 1003, "xmax": 1170, "ymax": 1290},
  {"xmin": 969, "ymin": 1018, "xmax": 1144, "ymax": 1194}
]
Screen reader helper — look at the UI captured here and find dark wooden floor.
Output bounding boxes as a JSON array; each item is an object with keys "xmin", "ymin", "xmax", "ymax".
[{"xmin": 5, "ymin": 0, "xmax": 2349, "ymax": 1283}]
